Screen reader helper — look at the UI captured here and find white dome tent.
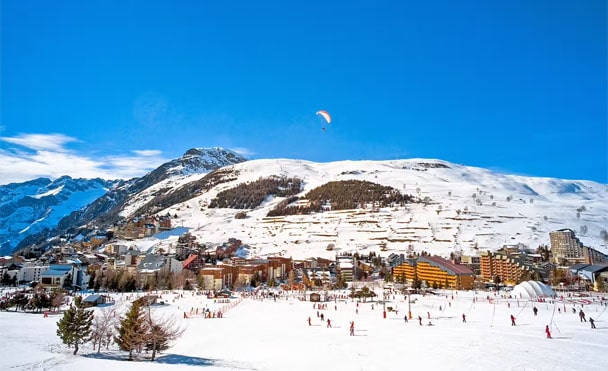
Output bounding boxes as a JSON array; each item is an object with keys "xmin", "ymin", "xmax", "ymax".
[{"xmin": 511, "ymin": 280, "xmax": 555, "ymax": 299}]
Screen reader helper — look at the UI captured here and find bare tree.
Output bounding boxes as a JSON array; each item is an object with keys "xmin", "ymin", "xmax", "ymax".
[
  {"xmin": 91, "ymin": 306, "xmax": 118, "ymax": 353},
  {"xmin": 144, "ymin": 307, "xmax": 185, "ymax": 361},
  {"xmin": 50, "ymin": 291, "xmax": 66, "ymax": 312}
]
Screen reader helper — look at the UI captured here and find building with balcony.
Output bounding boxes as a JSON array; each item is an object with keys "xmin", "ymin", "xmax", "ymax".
[
  {"xmin": 392, "ymin": 256, "xmax": 475, "ymax": 290},
  {"xmin": 479, "ymin": 251, "xmax": 536, "ymax": 285},
  {"xmin": 550, "ymin": 228, "xmax": 608, "ymax": 265}
]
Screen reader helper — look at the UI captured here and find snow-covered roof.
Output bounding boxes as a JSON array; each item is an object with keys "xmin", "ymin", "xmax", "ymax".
[{"xmin": 41, "ymin": 270, "xmax": 68, "ymax": 277}]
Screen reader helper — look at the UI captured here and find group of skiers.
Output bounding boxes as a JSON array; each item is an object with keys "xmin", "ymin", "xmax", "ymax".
[{"xmin": 305, "ymin": 293, "xmax": 603, "ymax": 338}]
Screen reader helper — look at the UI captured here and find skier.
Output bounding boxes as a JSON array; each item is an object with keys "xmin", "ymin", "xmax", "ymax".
[
  {"xmin": 308, "ymin": 316, "xmax": 311, "ymax": 326},
  {"xmin": 462, "ymin": 313, "xmax": 466, "ymax": 323},
  {"xmin": 533, "ymin": 306, "xmax": 538, "ymax": 316},
  {"xmin": 418, "ymin": 316, "xmax": 423, "ymax": 326},
  {"xmin": 327, "ymin": 319, "xmax": 332, "ymax": 328},
  {"xmin": 589, "ymin": 317, "xmax": 596, "ymax": 329},
  {"xmin": 511, "ymin": 314, "xmax": 516, "ymax": 326},
  {"xmin": 404, "ymin": 314, "xmax": 408, "ymax": 323},
  {"xmin": 579, "ymin": 309, "xmax": 586, "ymax": 322},
  {"xmin": 545, "ymin": 325, "xmax": 551, "ymax": 339},
  {"xmin": 349, "ymin": 321, "xmax": 355, "ymax": 336}
]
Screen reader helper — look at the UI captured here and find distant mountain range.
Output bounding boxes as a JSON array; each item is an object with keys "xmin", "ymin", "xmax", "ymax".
[
  {"xmin": 0, "ymin": 147, "xmax": 247, "ymax": 255},
  {"xmin": 0, "ymin": 176, "xmax": 118, "ymax": 254},
  {"xmin": 2, "ymin": 148, "xmax": 607, "ymax": 260}
]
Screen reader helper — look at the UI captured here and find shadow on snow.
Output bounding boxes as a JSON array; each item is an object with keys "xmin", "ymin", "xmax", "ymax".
[{"xmin": 83, "ymin": 352, "xmax": 218, "ymax": 366}]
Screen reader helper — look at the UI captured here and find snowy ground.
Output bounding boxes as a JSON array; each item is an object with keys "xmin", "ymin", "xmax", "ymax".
[{"xmin": 1, "ymin": 287, "xmax": 607, "ymax": 371}]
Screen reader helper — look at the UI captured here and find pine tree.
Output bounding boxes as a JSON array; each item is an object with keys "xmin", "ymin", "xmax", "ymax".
[
  {"xmin": 56, "ymin": 296, "xmax": 94, "ymax": 355},
  {"xmin": 115, "ymin": 300, "xmax": 148, "ymax": 361}
]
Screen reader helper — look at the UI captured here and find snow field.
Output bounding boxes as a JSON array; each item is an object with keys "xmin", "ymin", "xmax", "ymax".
[{"xmin": 0, "ymin": 288, "xmax": 606, "ymax": 370}]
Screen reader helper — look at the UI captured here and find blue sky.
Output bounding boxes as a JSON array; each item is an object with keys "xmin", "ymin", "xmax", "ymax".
[{"xmin": 1, "ymin": 0, "xmax": 606, "ymax": 184}]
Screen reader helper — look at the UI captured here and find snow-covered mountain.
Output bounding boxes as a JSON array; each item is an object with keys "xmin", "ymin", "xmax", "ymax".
[
  {"xmin": 0, "ymin": 176, "xmax": 119, "ymax": 255},
  {"xmin": 7, "ymin": 151, "xmax": 607, "ymax": 261},
  {"xmin": 114, "ymin": 158, "xmax": 608, "ymax": 261},
  {"xmin": 8, "ymin": 147, "xmax": 248, "ymax": 253}
]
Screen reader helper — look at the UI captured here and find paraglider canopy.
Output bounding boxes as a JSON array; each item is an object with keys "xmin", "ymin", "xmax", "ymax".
[{"xmin": 316, "ymin": 110, "xmax": 331, "ymax": 124}]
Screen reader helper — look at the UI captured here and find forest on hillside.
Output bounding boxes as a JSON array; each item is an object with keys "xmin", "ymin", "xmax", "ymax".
[
  {"xmin": 267, "ymin": 180, "xmax": 417, "ymax": 216},
  {"xmin": 209, "ymin": 176, "xmax": 302, "ymax": 209}
]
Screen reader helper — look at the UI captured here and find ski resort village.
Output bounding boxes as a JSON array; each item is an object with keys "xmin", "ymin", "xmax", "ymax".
[
  {"xmin": 1, "ymin": 193, "xmax": 608, "ymax": 370},
  {"xmin": 1, "ymin": 153, "xmax": 607, "ymax": 370}
]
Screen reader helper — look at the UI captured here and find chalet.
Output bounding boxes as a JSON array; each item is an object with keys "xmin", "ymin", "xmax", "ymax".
[
  {"xmin": 305, "ymin": 268, "xmax": 332, "ymax": 287},
  {"xmin": 83, "ymin": 294, "xmax": 113, "ymax": 307},
  {"xmin": 356, "ymin": 261, "xmax": 374, "ymax": 280},
  {"xmin": 104, "ymin": 243, "xmax": 129, "ymax": 255},
  {"xmin": 182, "ymin": 254, "xmax": 203, "ymax": 272},
  {"xmin": 144, "ymin": 224, "xmax": 156, "ymax": 237},
  {"xmin": 158, "ymin": 215, "xmax": 172, "ymax": 230}
]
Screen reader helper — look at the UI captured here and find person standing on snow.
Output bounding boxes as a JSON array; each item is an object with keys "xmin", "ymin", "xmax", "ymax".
[
  {"xmin": 589, "ymin": 317, "xmax": 596, "ymax": 329},
  {"xmin": 349, "ymin": 321, "xmax": 355, "ymax": 336},
  {"xmin": 462, "ymin": 313, "xmax": 466, "ymax": 323},
  {"xmin": 511, "ymin": 314, "xmax": 516, "ymax": 326},
  {"xmin": 545, "ymin": 325, "xmax": 552, "ymax": 338}
]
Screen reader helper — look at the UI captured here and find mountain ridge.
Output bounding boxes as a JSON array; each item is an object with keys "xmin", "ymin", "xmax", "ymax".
[
  {"xmin": 115, "ymin": 158, "xmax": 608, "ymax": 261},
  {"xmin": 3, "ymin": 152, "xmax": 607, "ymax": 260},
  {"xmin": 1, "ymin": 147, "xmax": 248, "ymax": 255}
]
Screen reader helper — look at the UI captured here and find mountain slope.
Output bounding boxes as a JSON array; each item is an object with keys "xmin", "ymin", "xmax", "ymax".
[
  {"xmin": 8, "ymin": 153, "xmax": 607, "ymax": 261},
  {"xmin": 137, "ymin": 159, "xmax": 608, "ymax": 260},
  {"xmin": 13, "ymin": 147, "xmax": 248, "ymax": 252},
  {"xmin": 0, "ymin": 176, "xmax": 119, "ymax": 255}
]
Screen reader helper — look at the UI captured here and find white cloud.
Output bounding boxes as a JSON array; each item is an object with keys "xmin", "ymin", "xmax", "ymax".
[
  {"xmin": 1, "ymin": 133, "xmax": 78, "ymax": 151},
  {"xmin": 132, "ymin": 149, "xmax": 162, "ymax": 157},
  {"xmin": 0, "ymin": 133, "xmax": 168, "ymax": 184}
]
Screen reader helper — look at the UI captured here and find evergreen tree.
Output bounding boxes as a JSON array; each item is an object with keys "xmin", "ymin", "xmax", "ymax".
[
  {"xmin": 56, "ymin": 296, "xmax": 94, "ymax": 355},
  {"xmin": 115, "ymin": 300, "xmax": 148, "ymax": 361}
]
